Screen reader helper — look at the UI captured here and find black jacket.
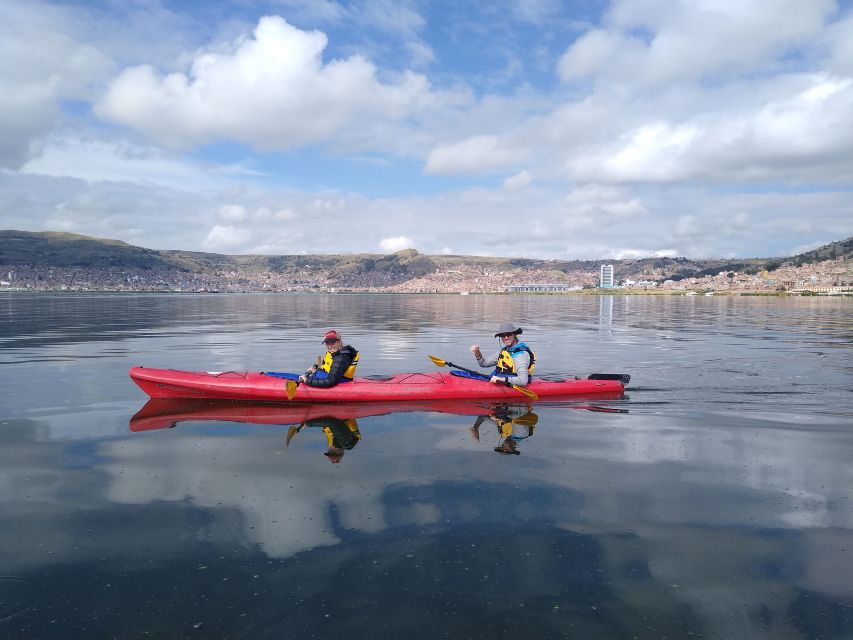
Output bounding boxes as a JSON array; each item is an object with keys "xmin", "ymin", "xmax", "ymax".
[{"xmin": 305, "ymin": 345, "xmax": 358, "ymax": 388}]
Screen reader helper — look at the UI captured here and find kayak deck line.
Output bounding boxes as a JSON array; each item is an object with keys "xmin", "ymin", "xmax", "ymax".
[{"xmin": 129, "ymin": 366, "xmax": 628, "ymax": 403}]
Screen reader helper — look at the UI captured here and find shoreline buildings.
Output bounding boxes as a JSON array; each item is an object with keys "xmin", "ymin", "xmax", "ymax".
[{"xmin": 600, "ymin": 264, "xmax": 614, "ymax": 288}]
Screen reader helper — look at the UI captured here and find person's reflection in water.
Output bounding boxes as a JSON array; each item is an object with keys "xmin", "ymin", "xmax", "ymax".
[
  {"xmin": 287, "ymin": 417, "xmax": 361, "ymax": 464},
  {"xmin": 470, "ymin": 405, "xmax": 538, "ymax": 456}
]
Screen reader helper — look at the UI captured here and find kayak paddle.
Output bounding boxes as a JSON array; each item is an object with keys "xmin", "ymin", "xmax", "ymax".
[
  {"xmin": 428, "ymin": 355, "xmax": 538, "ymax": 401},
  {"xmin": 285, "ymin": 380, "xmax": 299, "ymax": 401},
  {"xmin": 285, "ymin": 356, "xmax": 324, "ymax": 400},
  {"xmin": 285, "ymin": 423, "xmax": 305, "ymax": 446}
]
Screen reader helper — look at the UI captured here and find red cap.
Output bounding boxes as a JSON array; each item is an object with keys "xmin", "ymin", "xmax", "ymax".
[
  {"xmin": 323, "ymin": 330, "xmax": 340, "ymax": 343},
  {"xmin": 324, "ymin": 450, "xmax": 343, "ymax": 463}
]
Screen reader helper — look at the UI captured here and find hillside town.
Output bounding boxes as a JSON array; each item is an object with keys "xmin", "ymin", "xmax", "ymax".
[{"xmin": 1, "ymin": 256, "xmax": 849, "ymax": 295}]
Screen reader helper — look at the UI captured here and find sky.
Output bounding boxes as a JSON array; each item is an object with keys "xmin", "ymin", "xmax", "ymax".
[{"xmin": 1, "ymin": 0, "xmax": 852, "ymax": 260}]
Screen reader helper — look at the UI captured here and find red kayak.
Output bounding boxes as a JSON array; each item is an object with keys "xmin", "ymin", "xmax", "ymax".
[{"xmin": 129, "ymin": 366, "xmax": 628, "ymax": 403}]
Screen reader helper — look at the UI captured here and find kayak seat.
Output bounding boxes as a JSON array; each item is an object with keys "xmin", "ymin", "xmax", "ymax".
[
  {"xmin": 450, "ymin": 369, "xmax": 536, "ymax": 382},
  {"xmin": 262, "ymin": 371, "xmax": 352, "ymax": 383},
  {"xmin": 263, "ymin": 372, "xmax": 300, "ymax": 380},
  {"xmin": 450, "ymin": 369, "xmax": 484, "ymax": 380}
]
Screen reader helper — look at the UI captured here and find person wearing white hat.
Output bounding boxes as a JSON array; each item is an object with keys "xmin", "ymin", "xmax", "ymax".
[{"xmin": 469, "ymin": 322, "xmax": 535, "ymax": 387}]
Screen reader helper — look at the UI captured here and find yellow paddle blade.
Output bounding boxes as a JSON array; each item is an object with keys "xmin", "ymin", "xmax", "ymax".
[
  {"xmin": 285, "ymin": 425, "xmax": 300, "ymax": 447},
  {"xmin": 513, "ymin": 412, "xmax": 539, "ymax": 428},
  {"xmin": 285, "ymin": 380, "xmax": 299, "ymax": 401},
  {"xmin": 513, "ymin": 385, "xmax": 539, "ymax": 401},
  {"xmin": 428, "ymin": 354, "xmax": 447, "ymax": 367}
]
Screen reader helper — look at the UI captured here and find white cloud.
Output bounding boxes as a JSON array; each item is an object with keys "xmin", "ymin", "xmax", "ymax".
[
  {"xmin": 274, "ymin": 208, "xmax": 297, "ymax": 221},
  {"xmin": 0, "ymin": 0, "xmax": 851, "ymax": 263},
  {"xmin": 674, "ymin": 215, "xmax": 696, "ymax": 238},
  {"xmin": 379, "ymin": 236, "xmax": 416, "ymax": 253},
  {"xmin": 405, "ymin": 39, "xmax": 436, "ymax": 68},
  {"xmin": 358, "ymin": 0, "xmax": 425, "ymax": 37},
  {"xmin": 558, "ymin": 29, "xmax": 645, "ymax": 83},
  {"xmin": 96, "ymin": 16, "xmax": 436, "ymax": 150},
  {"xmin": 560, "ymin": 0, "xmax": 838, "ymax": 86},
  {"xmin": 568, "ymin": 121, "xmax": 700, "ymax": 183},
  {"xmin": 217, "ymin": 204, "xmax": 248, "ymax": 222},
  {"xmin": 529, "ymin": 220, "xmax": 551, "ymax": 239},
  {"xmin": 254, "ymin": 206, "xmax": 297, "ymax": 221},
  {"xmin": 613, "ymin": 248, "xmax": 679, "ymax": 260},
  {"xmin": 566, "ymin": 74, "xmax": 853, "ymax": 184},
  {"xmin": 502, "ymin": 170, "xmax": 532, "ymax": 190},
  {"xmin": 824, "ymin": 15, "xmax": 853, "ymax": 76},
  {"xmin": 563, "ymin": 184, "xmax": 649, "ymax": 219},
  {"xmin": 425, "ymin": 135, "xmax": 521, "ymax": 175},
  {"xmin": 0, "ymin": 1, "xmax": 112, "ymax": 168},
  {"xmin": 312, "ymin": 197, "xmax": 346, "ymax": 212},
  {"xmin": 513, "ymin": 0, "xmax": 563, "ymax": 24},
  {"xmin": 21, "ymin": 137, "xmax": 240, "ymax": 190},
  {"xmin": 2, "ymin": 170, "xmax": 852, "ymax": 260},
  {"xmin": 272, "ymin": 0, "xmax": 347, "ymax": 24},
  {"xmin": 203, "ymin": 225, "xmax": 252, "ymax": 249},
  {"xmin": 0, "ymin": 172, "xmax": 211, "ymax": 249}
]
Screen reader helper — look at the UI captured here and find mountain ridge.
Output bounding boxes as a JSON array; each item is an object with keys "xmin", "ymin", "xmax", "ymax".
[{"xmin": 1, "ymin": 230, "xmax": 850, "ymax": 288}]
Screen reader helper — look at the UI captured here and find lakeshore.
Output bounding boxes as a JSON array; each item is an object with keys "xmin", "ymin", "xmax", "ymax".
[{"xmin": 2, "ymin": 256, "xmax": 849, "ymax": 296}]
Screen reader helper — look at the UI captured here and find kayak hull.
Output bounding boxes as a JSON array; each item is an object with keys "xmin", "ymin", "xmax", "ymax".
[{"xmin": 129, "ymin": 366, "xmax": 626, "ymax": 402}]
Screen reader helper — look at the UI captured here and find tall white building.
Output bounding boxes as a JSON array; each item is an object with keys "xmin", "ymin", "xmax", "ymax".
[{"xmin": 600, "ymin": 264, "xmax": 614, "ymax": 288}]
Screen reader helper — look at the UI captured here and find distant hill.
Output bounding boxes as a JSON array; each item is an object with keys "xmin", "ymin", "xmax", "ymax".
[
  {"xmin": 790, "ymin": 237, "xmax": 852, "ymax": 265},
  {"xmin": 1, "ymin": 230, "xmax": 850, "ymax": 287},
  {"xmin": 0, "ymin": 230, "xmax": 181, "ymax": 270}
]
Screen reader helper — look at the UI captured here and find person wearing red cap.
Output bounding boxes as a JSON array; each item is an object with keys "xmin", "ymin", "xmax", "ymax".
[
  {"xmin": 298, "ymin": 330, "xmax": 360, "ymax": 388},
  {"xmin": 321, "ymin": 417, "xmax": 361, "ymax": 463},
  {"xmin": 288, "ymin": 416, "xmax": 361, "ymax": 463}
]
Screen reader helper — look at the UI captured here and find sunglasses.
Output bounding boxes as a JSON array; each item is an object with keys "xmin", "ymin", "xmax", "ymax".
[
  {"xmin": 324, "ymin": 338, "xmax": 340, "ymax": 345},
  {"xmin": 497, "ymin": 333, "xmax": 516, "ymax": 338}
]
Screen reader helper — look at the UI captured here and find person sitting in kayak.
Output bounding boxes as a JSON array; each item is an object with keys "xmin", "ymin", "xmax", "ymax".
[
  {"xmin": 470, "ymin": 405, "xmax": 538, "ymax": 456},
  {"xmin": 286, "ymin": 416, "xmax": 361, "ymax": 464},
  {"xmin": 299, "ymin": 330, "xmax": 359, "ymax": 388},
  {"xmin": 321, "ymin": 416, "xmax": 361, "ymax": 463},
  {"xmin": 470, "ymin": 322, "xmax": 535, "ymax": 387}
]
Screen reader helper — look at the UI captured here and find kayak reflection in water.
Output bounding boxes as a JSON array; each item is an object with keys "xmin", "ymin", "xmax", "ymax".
[
  {"xmin": 470, "ymin": 405, "xmax": 538, "ymax": 456},
  {"xmin": 286, "ymin": 416, "xmax": 361, "ymax": 464}
]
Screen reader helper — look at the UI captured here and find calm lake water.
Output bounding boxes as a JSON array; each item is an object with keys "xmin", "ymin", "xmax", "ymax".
[{"xmin": 1, "ymin": 293, "xmax": 851, "ymax": 639}]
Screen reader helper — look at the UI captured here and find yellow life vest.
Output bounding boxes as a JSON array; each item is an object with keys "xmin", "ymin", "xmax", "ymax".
[
  {"xmin": 320, "ymin": 349, "xmax": 360, "ymax": 380},
  {"xmin": 323, "ymin": 419, "xmax": 361, "ymax": 448},
  {"xmin": 498, "ymin": 412, "xmax": 539, "ymax": 437},
  {"xmin": 495, "ymin": 342, "xmax": 535, "ymax": 375}
]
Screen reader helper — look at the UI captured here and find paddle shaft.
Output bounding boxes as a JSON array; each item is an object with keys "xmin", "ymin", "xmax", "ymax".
[
  {"xmin": 443, "ymin": 360, "xmax": 501, "ymax": 383},
  {"xmin": 286, "ymin": 356, "xmax": 326, "ymax": 399},
  {"xmin": 442, "ymin": 360, "xmax": 538, "ymax": 399}
]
